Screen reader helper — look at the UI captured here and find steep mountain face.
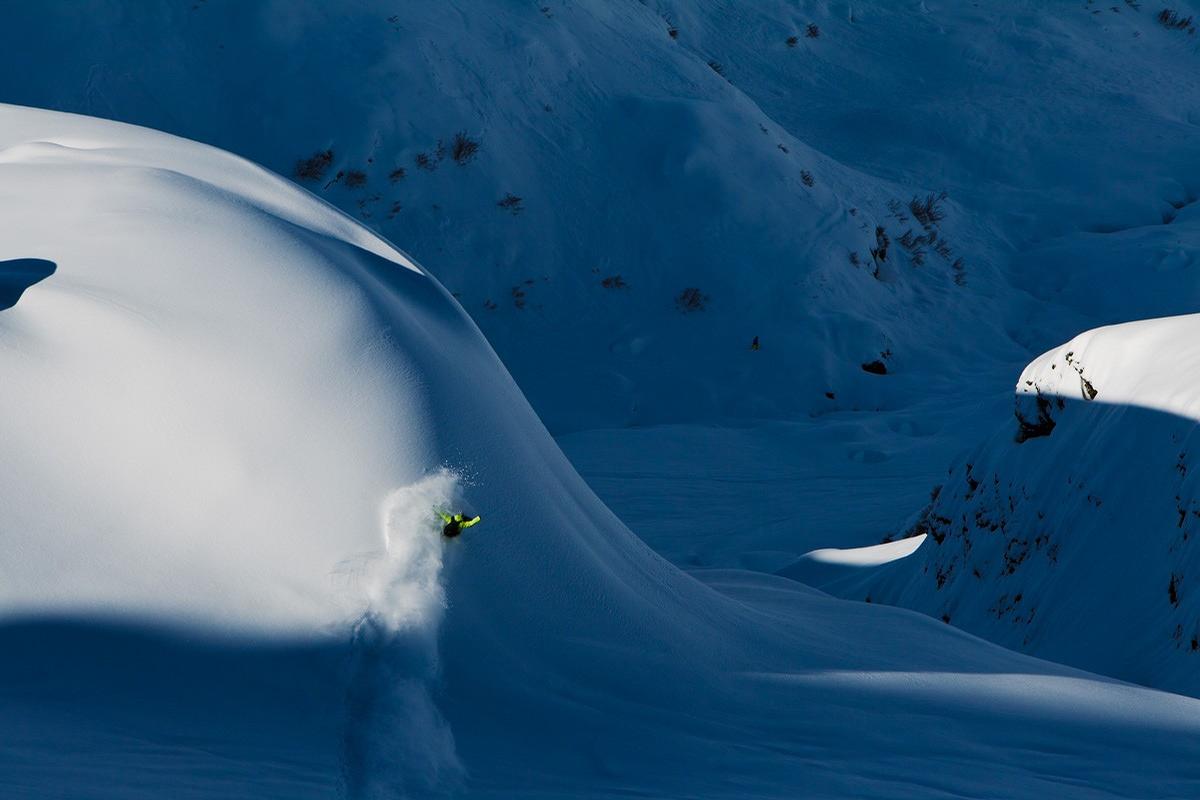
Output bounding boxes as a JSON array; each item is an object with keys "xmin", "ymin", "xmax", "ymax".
[{"xmin": 853, "ymin": 315, "xmax": 1200, "ymax": 697}]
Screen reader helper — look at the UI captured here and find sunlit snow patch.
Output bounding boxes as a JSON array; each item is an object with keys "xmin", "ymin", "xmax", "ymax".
[
  {"xmin": 777, "ymin": 534, "xmax": 927, "ymax": 587},
  {"xmin": 800, "ymin": 534, "xmax": 928, "ymax": 567}
]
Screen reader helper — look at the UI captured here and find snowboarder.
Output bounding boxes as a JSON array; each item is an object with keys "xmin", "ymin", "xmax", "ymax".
[
  {"xmin": 750, "ymin": 335, "xmax": 760, "ymax": 351},
  {"xmin": 438, "ymin": 510, "xmax": 481, "ymax": 538}
]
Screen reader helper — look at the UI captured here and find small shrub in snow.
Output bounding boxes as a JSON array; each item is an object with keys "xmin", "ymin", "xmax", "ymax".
[
  {"xmin": 355, "ymin": 194, "xmax": 380, "ymax": 217},
  {"xmin": 497, "ymin": 193, "xmax": 524, "ymax": 214},
  {"xmin": 343, "ymin": 169, "xmax": 368, "ymax": 189},
  {"xmin": 668, "ymin": 26, "xmax": 679, "ymax": 39},
  {"xmin": 896, "ymin": 228, "xmax": 933, "ymax": 265},
  {"xmin": 415, "ymin": 152, "xmax": 435, "ymax": 171},
  {"xmin": 600, "ymin": 275, "xmax": 628, "ymax": 289},
  {"xmin": 861, "ymin": 359, "xmax": 888, "ymax": 375},
  {"xmin": 806, "ymin": 23, "xmax": 821, "ymax": 38},
  {"xmin": 801, "ymin": 170, "xmax": 815, "ymax": 187},
  {"xmin": 786, "ymin": 35, "xmax": 799, "ymax": 47},
  {"xmin": 294, "ymin": 149, "xmax": 333, "ymax": 182},
  {"xmin": 909, "ymin": 192, "xmax": 947, "ymax": 228},
  {"xmin": 675, "ymin": 287, "xmax": 708, "ymax": 312},
  {"xmin": 886, "ymin": 199, "xmax": 909, "ymax": 223},
  {"xmin": 450, "ymin": 131, "xmax": 480, "ymax": 165},
  {"xmin": 389, "ymin": 167, "xmax": 406, "ymax": 183},
  {"xmin": 952, "ymin": 257, "xmax": 967, "ymax": 286},
  {"xmin": 1157, "ymin": 9, "xmax": 1195, "ymax": 31},
  {"xmin": 708, "ymin": 60, "xmax": 725, "ymax": 76}
]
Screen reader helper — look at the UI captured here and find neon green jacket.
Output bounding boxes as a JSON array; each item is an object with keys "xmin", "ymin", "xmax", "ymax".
[{"xmin": 438, "ymin": 511, "xmax": 481, "ymax": 538}]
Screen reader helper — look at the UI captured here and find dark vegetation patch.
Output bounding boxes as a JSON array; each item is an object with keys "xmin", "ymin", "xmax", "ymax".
[
  {"xmin": 1157, "ymin": 9, "xmax": 1196, "ymax": 31},
  {"xmin": 497, "ymin": 193, "xmax": 524, "ymax": 214},
  {"xmin": 450, "ymin": 131, "xmax": 480, "ymax": 165},
  {"xmin": 675, "ymin": 287, "xmax": 708, "ymax": 312},
  {"xmin": 294, "ymin": 149, "xmax": 333, "ymax": 182}
]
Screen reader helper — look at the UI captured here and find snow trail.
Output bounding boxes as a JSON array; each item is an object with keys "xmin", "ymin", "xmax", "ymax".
[{"xmin": 341, "ymin": 470, "xmax": 464, "ymax": 798}]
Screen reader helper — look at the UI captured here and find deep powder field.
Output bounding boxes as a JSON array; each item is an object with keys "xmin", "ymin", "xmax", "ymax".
[{"xmin": 1, "ymin": 2, "xmax": 1199, "ymax": 797}]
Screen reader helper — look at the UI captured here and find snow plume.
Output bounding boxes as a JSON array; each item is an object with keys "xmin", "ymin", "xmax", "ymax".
[{"xmin": 341, "ymin": 470, "xmax": 464, "ymax": 798}]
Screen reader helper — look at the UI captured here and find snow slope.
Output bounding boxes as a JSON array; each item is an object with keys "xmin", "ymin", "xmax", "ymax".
[
  {"xmin": 3, "ymin": 105, "xmax": 1200, "ymax": 797},
  {"xmin": 0, "ymin": 0, "xmax": 1050, "ymax": 432},
  {"xmin": 556, "ymin": 0, "xmax": 1200, "ymax": 560},
  {"xmin": 0, "ymin": 0, "xmax": 1195, "ymax": 436},
  {"xmin": 851, "ymin": 314, "xmax": 1200, "ymax": 699}
]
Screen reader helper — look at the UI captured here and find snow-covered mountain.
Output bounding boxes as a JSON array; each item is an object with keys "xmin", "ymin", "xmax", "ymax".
[
  {"xmin": 2, "ymin": 1, "xmax": 1196, "ymax": 434},
  {"xmin": 3, "ymin": 1, "xmax": 1200, "ymax": 795},
  {"xmin": 0, "ymin": 1, "xmax": 1101, "ymax": 429},
  {"xmin": 5, "ymin": 1, "xmax": 1198, "ymax": 549},
  {"xmin": 3, "ymin": 103, "xmax": 1200, "ymax": 799}
]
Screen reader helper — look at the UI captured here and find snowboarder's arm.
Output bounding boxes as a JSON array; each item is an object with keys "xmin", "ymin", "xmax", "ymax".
[
  {"xmin": 437, "ymin": 510, "xmax": 452, "ymax": 523},
  {"xmin": 459, "ymin": 516, "xmax": 481, "ymax": 529}
]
